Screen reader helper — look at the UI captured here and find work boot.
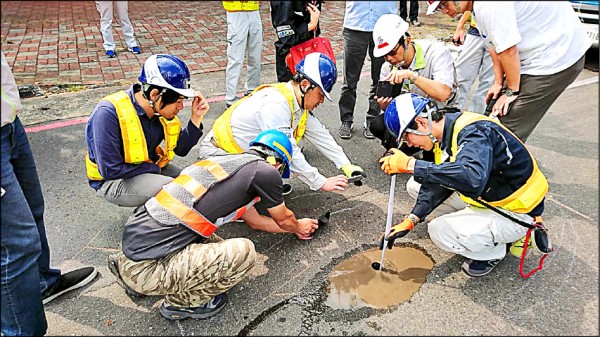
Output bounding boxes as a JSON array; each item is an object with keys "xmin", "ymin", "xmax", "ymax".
[
  {"xmin": 339, "ymin": 121, "xmax": 353, "ymax": 139},
  {"xmin": 159, "ymin": 293, "xmax": 228, "ymax": 320},
  {"xmin": 461, "ymin": 257, "xmax": 504, "ymax": 277}
]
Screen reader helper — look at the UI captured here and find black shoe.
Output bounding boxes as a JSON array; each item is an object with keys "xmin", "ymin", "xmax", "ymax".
[
  {"xmin": 363, "ymin": 117, "xmax": 375, "ymax": 139},
  {"xmin": 107, "ymin": 254, "xmax": 146, "ymax": 298},
  {"xmin": 159, "ymin": 293, "xmax": 228, "ymax": 320},
  {"xmin": 282, "ymin": 183, "xmax": 293, "ymax": 196},
  {"xmin": 339, "ymin": 121, "xmax": 353, "ymax": 139},
  {"xmin": 461, "ymin": 257, "xmax": 504, "ymax": 277},
  {"xmin": 42, "ymin": 266, "xmax": 98, "ymax": 304}
]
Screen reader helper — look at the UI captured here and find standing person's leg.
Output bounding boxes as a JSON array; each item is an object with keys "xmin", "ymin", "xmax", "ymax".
[
  {"xmin": 399, "ymin": 0, "xmax": 408, "ymax": 21},
  {"xmin": 409, "ymin": 0, "xmax": 420, "ymax": 23},
  {"xmin": 245, "ymin": 10, "xmax": 263, "ymax": 95},
  {"xmin": 338, "ymin": 28, "xmax": 369, "ymax": 138},
  {"xmin": 454, "ymin": 34, "xmax": 481, "ymax": 112},
  {"xmin": 1, "ymin": 117, "xmax": 58, "ymax": 336},
  {"xmin": 114, "ymin": 1, "xmax": 138, "ymax": 50},
  {"xmin": 499, "ymin": 55, "xmax": 585, "ymax": 142},
  {"xmin": 96, "ymin": 1, "xmax": 116, "ymax": 53},
  {"xmin": 274, "ymin": 41, "xmax": 292, "ymax": 82},
  {"xmin": 225, "ymin": 11, "xmax": 250, "ymax": 107},
  {"xmin": 364, "ymin": 36, "xmax": 385, "ymax": 138},
  {"xmin": 470, "ymin": 38, "xmax": 494, "ymax": 114}
]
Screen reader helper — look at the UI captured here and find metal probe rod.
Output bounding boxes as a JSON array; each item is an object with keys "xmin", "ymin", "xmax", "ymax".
[{"xmin": 378, "ymin": 174, "xmax": 396, "ymax": 270}]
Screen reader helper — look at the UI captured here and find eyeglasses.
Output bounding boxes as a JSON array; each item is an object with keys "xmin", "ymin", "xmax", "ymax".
[{"xmin": 386, "ymin": 43, "xmax": 402, "ymax": 57}]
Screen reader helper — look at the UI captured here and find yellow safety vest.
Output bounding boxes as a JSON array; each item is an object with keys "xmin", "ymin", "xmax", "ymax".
[
  {"xmin": 450, "ymin": 112, "xmax": 548, "ymax": 213},
  {"xmin": 86, "ymin": 91, "xmax": 181, "ymax": 180},
  {"xmin": 212, "ymin": 83, "xmax": 307, "ymax": 154},
  {"xmin": 222, "ymin": 1, "xmax": 259, "ymax": 11},
  {"xmin": 145, "ymin": 154, "xmax": 261, "ymax": 238}
]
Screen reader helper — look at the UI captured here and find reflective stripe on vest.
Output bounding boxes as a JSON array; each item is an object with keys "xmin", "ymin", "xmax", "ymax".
[
  {"xmin": 85, "ymin": 91, "xmax": 181, "ymax": 180},
  {"xmin": 450, "ymin": 112, "xmax": 548, "ymax": 213},
  {"xmin": 222, "ymin": 1, "xmax": 259, "ymax": 11},
  {"xmin": 212, "ymin": 83, "xmax": 306, "ymax": 154},
  {"xmin": 145, "ymin": 154, "xmax": 262, "ymax": 238}
]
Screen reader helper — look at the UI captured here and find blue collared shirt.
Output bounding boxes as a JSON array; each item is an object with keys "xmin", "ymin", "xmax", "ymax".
[
  {"xmin": 85, "ymin": 84, "xmax": 203, "ymax": 190},
  {"xmin": 343, "ymin": 1, "xmax": 398, "ymax": 32}
]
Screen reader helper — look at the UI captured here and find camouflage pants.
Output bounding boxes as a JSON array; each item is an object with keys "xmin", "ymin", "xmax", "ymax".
[{"xmin": 116, "ymin": 234, "xmax": 256, "ymax": 307}]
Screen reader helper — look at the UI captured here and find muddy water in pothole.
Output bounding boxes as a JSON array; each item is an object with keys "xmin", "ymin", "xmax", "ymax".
[{"xmin": 325, "ymin": 246, "xmax": 434, "ymax": 310}]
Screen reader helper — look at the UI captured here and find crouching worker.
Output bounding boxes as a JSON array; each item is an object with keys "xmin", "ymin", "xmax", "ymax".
[
  {"xmin": 107, "ymin": 130, "xmax": 319, "ymax": 320},
  {"xmin": 377, "ymin": 93, "xmax": 552, "ymax": 278}
]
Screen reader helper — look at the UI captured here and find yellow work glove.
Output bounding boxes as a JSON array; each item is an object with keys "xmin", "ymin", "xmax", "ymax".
[
  {"xmin": 341, "ymin": 163, "xmax": 366, "ymax": 186},
  {"xmin": 379, "ymin": 148, "xmax": 413, "ymax": 175},
  {"xmin": 378, "ymin": 217, "xmax": 415, "ymax": 250},
  {"xmin": 155, "ymin": 146, "xmax": 169, "ymax": 168}
]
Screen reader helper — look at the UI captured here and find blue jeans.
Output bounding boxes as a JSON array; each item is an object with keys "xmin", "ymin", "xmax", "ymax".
[{"xmin": 1, "ymin": 117, "xmax": 61, "ymax": 336}]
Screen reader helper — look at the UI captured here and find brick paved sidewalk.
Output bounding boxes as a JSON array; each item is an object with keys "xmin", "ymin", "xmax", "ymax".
[{"xmin": 1, "ymin": 1, "xmax": 455, "ymax": 88}]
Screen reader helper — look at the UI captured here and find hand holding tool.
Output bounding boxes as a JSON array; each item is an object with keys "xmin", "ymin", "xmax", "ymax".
[
  {"xmin": 379, "ymin": 148, "xmax": 413, "ymax": 174},
  {"xmin": 378, "ymin": 217, "xmax": 415, "ymax": 250}
]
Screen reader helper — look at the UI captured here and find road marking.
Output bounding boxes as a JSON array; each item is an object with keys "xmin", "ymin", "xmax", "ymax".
[{"xmin": 567, "ymin": 76, "xmax": 598, "ymax": 89}]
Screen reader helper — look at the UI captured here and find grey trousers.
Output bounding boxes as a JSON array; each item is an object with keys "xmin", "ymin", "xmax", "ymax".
[
  {"xmin": 225, "ymin": 10, "xmax": 263, "ymax": 106},
  {"xmin": 95, "ymin": 1, "xmax": 137, "ymax": 51},
  {"xmin": 338, "ymin": 28, "xmax": 385, "ymax": 123},
  {"xmin": 97, "ymin": 163, "xmax": 181, "ymax": 207},
  {"xmin": 454, "ymin": 33, "xmax": 494, "ymax": 114},
  {"xmin": 499, "ymin": 55, "xmax": 585, "ymax": 143}
]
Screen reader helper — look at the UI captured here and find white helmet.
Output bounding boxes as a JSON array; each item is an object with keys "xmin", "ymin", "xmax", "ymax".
[{"xmin": 372, "ymin": 14, "xmax": 410, "ymax": 58}]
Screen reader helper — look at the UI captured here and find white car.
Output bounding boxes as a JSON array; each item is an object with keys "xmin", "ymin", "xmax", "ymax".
[{"xmin": 570, "ymin": 0, "xmax": 599, "ymax": 48}]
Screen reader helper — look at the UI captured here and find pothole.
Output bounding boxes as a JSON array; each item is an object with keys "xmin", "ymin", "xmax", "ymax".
[{"xmin": 324, "ymin": 245, "xmax": 434, "ymax": 310}]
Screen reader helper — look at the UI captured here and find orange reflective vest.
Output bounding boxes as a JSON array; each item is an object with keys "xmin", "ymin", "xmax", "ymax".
[
  {"xmin": 222, "ymin": 1, "xmax": 259, "ymax": 11},
  {"xmin": 450, "ymin": 112, "xmax": 548, "ymax": 213},
  {"xmin": 86, "ymin": 91, "xmax": 181, "ymax": 180},
  {"xmin": 212, "ymin": 83, "xmax": 307, "ymax": 154},
  {"xmin": 145, "ymin": 154, "xmax": 261, "ymax": 238}
]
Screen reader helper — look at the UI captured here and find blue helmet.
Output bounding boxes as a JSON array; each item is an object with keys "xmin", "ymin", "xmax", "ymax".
[
  {"xmin": 384, "ymin": 93, "xmax": 432, "ymax": 139},
  {"xmin": 249, "ymin": 130, "xmax": 293, "ymax": 178},
  {"xmin": 295, "ymin": 52, "xmax": 337, "ymax": 101},
  {"xmin": 139, "ymin": 54, "xmax": 195, "ymax": 97}
]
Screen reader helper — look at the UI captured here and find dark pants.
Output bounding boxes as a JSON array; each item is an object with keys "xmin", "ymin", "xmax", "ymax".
[
  {"xmin": 338, "ymin": 28, "xmax": 385, "ymax": 124},
  {"xmin": 274, "ymin": 42, "xmax": 293, "ymax": 82},
  {"xmin": 498, "ymin": 55, "xmax": 585, "ymax": 143},
  {"xmin": 400, "ymin": 0, "xmax": 419, "ymax": 22},
  {"xmin": 1, "ymin": 117, "xmax": 61, "ymax": 336}
]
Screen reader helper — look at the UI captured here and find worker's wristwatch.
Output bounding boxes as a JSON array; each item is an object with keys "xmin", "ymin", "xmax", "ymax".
[
  {"xmin": 409, "ymin": 71, "xmax": 419, "ymax": 83},
  {"xmin": 505, "ymin": 88, "xmax": 520, "ymax": 97},
  {"xmin": 406, "ymin": 213, "xmax": 420, "ymax": 224}
]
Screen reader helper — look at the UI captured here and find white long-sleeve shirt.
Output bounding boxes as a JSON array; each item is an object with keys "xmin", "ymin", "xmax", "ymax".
[{"xmin": 227, "ymin": 82, "xmax": 351, "ymax": 190}]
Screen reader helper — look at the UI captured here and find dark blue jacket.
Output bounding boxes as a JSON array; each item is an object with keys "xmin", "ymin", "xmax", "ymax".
[
  {"xmin": 411, "ymin": 112, "xmax": 545, "ymax": 220},
  {"xmin": 85, "ymin": 84, "xmax": 203, "ymax": 190}
]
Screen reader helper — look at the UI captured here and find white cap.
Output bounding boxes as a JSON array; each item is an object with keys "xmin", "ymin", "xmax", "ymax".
[
  {"xmin": 372, "ymin": 14, "xmax": 410, "ymax": 58},
  {"xmin": 426, "ymin": 1, "xmax": 441, "ymax": 15}
]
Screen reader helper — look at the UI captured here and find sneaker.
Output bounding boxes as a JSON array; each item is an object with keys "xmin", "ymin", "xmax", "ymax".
[
  {"xmin": 159, "ymin": 293, "xmax": 228, "ymax": 320},
  {"xmin": 339, "ymin": 121, "xmax": 353, "ymax": 139},
  {"xmin": 410, "ymin": 20, "xmax": 421, "ymax": 27},
  {"xmin": 461, "ymin": 257, "xmax": 504, "ymax": 277},
  {"xmin": 128, "ymin": 46, "xmax": 142, "ymax": 54},
  {"xmin": 107, "ymin": 254, "xmax": 145, "ymax": 298},
  {"xmin": 42, "ymin": 266, "xmax": 98, "ymax": 304},
  {"xmin": 363, "ymin": 117, "xmax": 375, "ymax": 139},
  {"xmin": 509, "ymin": 236, "xmax": 533, "ymax": 257},
  {"xmin": 282, "ymin": 183, "xmax": 293, "ymax": 196},
  {"xmin": 105, "ymin": 50, "xmax": 116, "ymax": 58}
]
